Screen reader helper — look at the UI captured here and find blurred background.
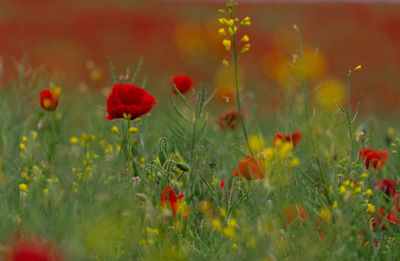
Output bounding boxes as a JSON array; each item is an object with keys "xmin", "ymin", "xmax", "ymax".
[{"xmin": 1, "ymin": 0, "xmax": 400, "ymax": 115}]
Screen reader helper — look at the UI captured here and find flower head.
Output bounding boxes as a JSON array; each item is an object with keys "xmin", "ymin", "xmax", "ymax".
[
  {"xmin": 273, "ymin": 131, "xmax": 302, "ymax": 148},
  {"xmin": 39, "ymin": 86, "xmax": 61, "ymax": 111},
  {"xmin": 374, "ymin": 179, "xmax": 397, "ymax": 196},
  {"xmin": 233, "ymin": 155, "xmax": 265, "ymax": 180},
  {"xmin": 105, "ymin": 83, "xmax": 157, "ymax": 121},
  {"xmin": 217, "ymin": 110, "xmax": 244, "ymax": 130},
  {"xmin": 359, "ymin": 149, "xmax": 389, "ymax": 170},
  {"xmin": 160, "ymin": 186, "xmax": 184, "ymax": 218},
  {"xmin": 172, "ymin": 75, "xmax": 194, "ymax": 94},
  {"xmin": 283, "ymin": 205, "xmax": 308, "ymax": 226},
  {"xmin": 4, "ymin": 235, "xmax": 63, "ymax": 261}
]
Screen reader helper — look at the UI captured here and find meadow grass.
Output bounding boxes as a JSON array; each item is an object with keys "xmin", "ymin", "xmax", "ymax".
[{"xmin": 1, "ymin": 1, "xmax": 400, "ymax": 260}]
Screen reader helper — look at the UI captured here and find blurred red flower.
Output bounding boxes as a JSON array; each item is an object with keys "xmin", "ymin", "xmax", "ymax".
[
  {"xmin": 374, "ymin": 179, "xmax": 397, "ymax": 196},
  {"xmin": 161, "ymin": 186, "xmax": 184, "ymax": 218},
  {"xmin": 283, "ymin": 205, "xmax": 308, "ymax": 226},
  {"xmin": 359, "ymin": 148, "xmax": 389, "ymax": 170},
  {"xmin": 233, "ymin": 155, "xmax": 265, "ymax": 180},
  {"xmin": 39, "ymin": 88, "xmax": 61, "ymax": 111},
  {"xmin": 220, "ymin": 179, "xmax": 225, "ymax": 189},
  {"xmin": 172, "ymin": 75, "xmax": 194, "ymax": 94},
  {"xmin": 273, "ymin": 131, "xmax": 302, "ymax": 147},
  {"xmin": 217, "ymin": 110, "xmax": 243, "ymax": 130},
  {"xmin": 4, "ymin": 235, "xmax": 63, "ymax": 261},
  {"xmin": 105, "ymin": 83, "xmax": 157, "ymax": 121},
  {"xmin": 370, "ymin": 208, "xmax": 397, "ymax": 231}
]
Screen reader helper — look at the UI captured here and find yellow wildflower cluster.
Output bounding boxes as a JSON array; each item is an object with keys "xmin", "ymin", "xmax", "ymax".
[
  {"xmin": 218, "ymin": 0, "xmax": 251, "ymax": 66},
  {"xmin": 261, "ymin": 141, "xmax": 299, "ymax": 169}
]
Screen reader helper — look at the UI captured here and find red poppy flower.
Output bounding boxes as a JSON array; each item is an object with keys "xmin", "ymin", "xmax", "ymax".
[
  {"xmin": 217, "ymin": 110, "xmax": 245, "ymax": 130},
  {"xmin": 220, "ymin": 179, "xmax": 225, "ymax": 189},
  {"xmin": 374, "ymin": 179, "xmax": 397, "ymax": 196},
  {"xmin": 370, "ymin": 208, "xmax": 397, "ymax": 231},
  {"xmin": 273, "ymin": 131, "xmax": 302, "ymax": 147},
  {"xmin": 359, "ymin": 149, "xmax": 389, "ymax": 170},
  {"xmin": 315, "ymin": 217, "xmax": 327, "ymax": 241},
  {"xmin": 171, "ymin": 75, "xmax": 194, "ymax": 94},
  {"xmin": 39, "ymin": 88, "xmax": 61, "ymax": 111},
  {"xmin": 233, "ymin": 155, "xmax": 265, "ymax": 180},
  {"xmin": 4, "ymin": 235, "xmax": 63, "ymax": 261},
  {"xmin": 160, "ymin": 186, "xmax": 184, "ymax": 218},
  {"xmin": 283, "ymin": 205, "xmax": 308, "ymax": 226},
  {"xmin": 105, "ymin": 83, "xmax": 157, "ymax": 121}
]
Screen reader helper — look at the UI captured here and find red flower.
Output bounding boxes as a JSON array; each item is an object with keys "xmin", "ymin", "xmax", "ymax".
[
  {"xmin": 217, "ymin": 110, "xmax": 246, "ymax": 130},
  {"xmin": 273, "ymin": 131, "xmax": 302, "ymax": 147},
  {"xmin": 233, "ymin": 155, "xmax": 265, "ymax": 180},
  {"xmin": 370, "ymin": 208, "xmax": 397, "ymax": 231},
  {"xmin": 39, "ymin": 88, "xmax": 61, "ymax": 111},
  {"xmin": 220, "ymin": 179, "xmax": 225, "ymax": 189},
  {"xmin": 160, "ymin": 186, "xmax": 184, "ymax": 217},
  {"xmin": 4, "ymin": 235, "xmax": 63, "ymax": 261},
  {"xmin": 105, "ymin": 83, "xmax": 157, "ymax": 121},
  {"xmin": 283, "ymin": 205, "xmax": 308, "ymax": 226},
  {"xmin": 374, "ymin": 179, "xmax": 397, "ymax": 196},
  {"xmin": 172, "ymin": 75, "xmax": 194, "ymax": 94},
  {"xmin": 359, "ymin": 149, "xmax": 389, "ymax": 170}
]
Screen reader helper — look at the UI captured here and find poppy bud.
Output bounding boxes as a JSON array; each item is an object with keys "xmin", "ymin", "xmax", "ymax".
[
  {"xmin": 194, "ymin": 182, "xmax": 202, "ymax": 197},
  {"xmin": 177, "ymin": 163, "xmax": 190, "ymax": 172}
]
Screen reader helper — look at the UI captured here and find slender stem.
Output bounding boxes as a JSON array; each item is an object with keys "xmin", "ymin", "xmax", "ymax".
[
  {"xmin": 231, "ymin": 18, "xmax": 263, "ymax": 177},
  {"xmin": 128, "ymin": 119, "xmax": 132, "ymax": 178},
  {"xmin": 294, "ymin": 27, "xmax": 308, "ymax": 117},
  {"xmin": 345, "ymin": 71, "xmax": 356, "ymax": 160}
]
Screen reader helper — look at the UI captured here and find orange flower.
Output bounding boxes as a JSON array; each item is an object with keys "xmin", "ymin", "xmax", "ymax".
[
  {"xmin": 273, "ymin": 131, "xmax": 302, "ymax": 147},
  {"xmin": 39, "ymin": 87, "xmax": 61, "ymax": 111},
  {"xmin": 283, "ymin": 205, "xmax": 308, "ymax": 226},
  {"xmin": 233, "ymin": 155, "xmax": 265, "ymax": 180}
]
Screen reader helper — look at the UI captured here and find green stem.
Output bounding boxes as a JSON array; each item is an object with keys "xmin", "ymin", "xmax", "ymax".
[
  {"xmin": 345, "ymin": 71, "xmax": 356, "ymax": 160},
  {"xmin": 231, "ymin": 21, "xmax": 263, "ymax": 178},
  {"xmin": 128, "ymin": 119, "xmax": 132, "ymax": 179},
  {"xmin": 294, "ymin": 26, "xmax": 308, "ymax": 117}
]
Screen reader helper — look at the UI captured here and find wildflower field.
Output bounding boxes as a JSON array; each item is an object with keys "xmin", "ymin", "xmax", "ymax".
[{"xmin": 1, "ymin": 0, "xmax": 400, "ymax": 260}]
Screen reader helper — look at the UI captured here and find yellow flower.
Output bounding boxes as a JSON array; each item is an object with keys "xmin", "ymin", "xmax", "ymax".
[
  {"xmin": 289, "ymin": 157, "xmax": 300, "ymax": 167},
  {"xmin": 70, "ymin": 137, "xmax": 79, "ymax": 144},
  {"xmin": 249, "ymin": 134, "xmax": 265, "ymax": 153},
  {"xmin": 278, "ymin": 142, "xmax": 292, "ymax": 161},
  {"xmin": 339, "ymin": 186, "xmax": 346, "ymax": 195},
  {"xmin": 241, "ymin": 35, "xmax": 249, "ymax": 42},
  {"xmin": 19, "ymin": 183, "xmax": 28, "ymax": 192},
  {"xmin": 222, "ymin": 39, "xmax": 231, "ymax": 51},
  {"xmin": 218, "ymin": 28, "xmax": 226, "ymax": 36},
  {"xmin": 240, "ymin": 16, "xmax": 251, "ymax": 26},
  {"xmin": 332, "ymin": 201, "xmax": 338, "ymax": 209},
  {"xmin": 212, "ymin": 219, "xmax": 222, "ymax": 232},
  {"xmin": 222, "ymin": 59, "xmax": 229, "ymax": 67},
  {"xmin": 129, "ymin": 127, "xmax": 138, "ymax": 134},
  {"xmin": 19, "ymin": 143, "xmax": 26, "ymax": 151},
  {"xmin": 241, "ymin": 43, "xmax": 250, "ymax": 54},
  {"xmin": 22, "ymin": 136, "xmax": 28, "ymax": 143},
  {"xmin": 218, "ymin": 18, "xmax": 228, "ymax": 25},
  {"xmin": 43, "ymin": 188, "xmax": 49, "ymax": 195},
  {"xmin": 354, "ymin": 65, "xmax": 362, "ymax": 72},
  {"xmin": 366, "ymin": 203, "xmax": 376, "ymax": 213},
  {"xmin": 388, "ymin": 127, "xmax": 395, "ymax": 137},
  {"xmin": 31, "ymin": 131, "xmax": 38, "ymax": 140},
  {"xmin": 232, "ymin": 243, "xmax": 238, "ymax": 249},
  {"xmin": 111, "ymin": 126, "xmax": 119, "ymax": 135},
  {"xmin": 363, "ymin": 189, "xmax": 373, "ymax": 196},
  {"xmin": 360, "ymin": 173, "xmax": 368, "ymax": 179},
  {"xmin": 320, "ymin": 208, "xmax": 332, "ymax": 221}
]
